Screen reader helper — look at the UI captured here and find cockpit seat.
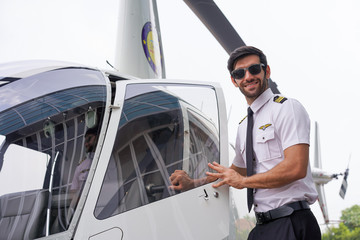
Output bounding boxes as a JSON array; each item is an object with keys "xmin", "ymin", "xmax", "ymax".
[{"xmin": 0, "ymin": 189, "xmax": 48, "ymax": 240}]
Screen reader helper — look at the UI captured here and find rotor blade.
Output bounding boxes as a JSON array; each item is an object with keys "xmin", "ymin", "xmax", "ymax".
[
  {"xmin": 314, "ymin": 121, "xmax": 322, "ymax": 169},
  {"xmin": 183, "ymin": 0, "xmax": 281, "ymax": 94},
  {"xmin": 339, "ymin": 167, "xmax": 349, "ymax": 199},
  {"xmin": 315, "ymin": 184, "xmax": 329, "ymax": 224},
  {"xmin": 339, "ymin": 154, "xmax": 351, "ymax": 199},
  {"xmin": 183, "ymin": 0, "xmax": 245, "ymax": 54},
  {"xmin": 268, "ymin": 79, "xmax": 280, "ymax": 94}
]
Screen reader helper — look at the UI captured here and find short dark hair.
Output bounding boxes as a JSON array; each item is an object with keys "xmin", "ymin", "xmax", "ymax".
[
  {"xmin": 85, "ymin": 127, "xmax": 98, "ymax": 136},
  {"xmin": 227, "ymin": 46, "xmax": 267, "ymax": 73}
]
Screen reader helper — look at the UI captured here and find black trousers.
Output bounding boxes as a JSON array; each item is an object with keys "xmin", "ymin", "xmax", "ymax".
[{"xmin": 248, "ymin": 209, "xmax": 321, "ymax": 240}]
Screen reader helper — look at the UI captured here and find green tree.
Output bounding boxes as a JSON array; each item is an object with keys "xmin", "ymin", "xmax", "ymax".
[
  {"xmin": 342, "ymin": 205, "xmax": 360, "ymax": 231},
  {"xmin": 322, "ymin": 205, "xmax": 360, "ymax": 240}
]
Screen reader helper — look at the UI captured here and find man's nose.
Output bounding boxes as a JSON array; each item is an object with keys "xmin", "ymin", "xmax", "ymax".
[{"xmin": 243, "ymin": 69, "xmax": 254, "ymax": 81}]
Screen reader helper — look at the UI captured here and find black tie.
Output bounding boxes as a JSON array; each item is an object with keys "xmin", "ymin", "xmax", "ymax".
[{"xmin": 246, "ymin": 107, "xmax": 254, "ymax": 212}]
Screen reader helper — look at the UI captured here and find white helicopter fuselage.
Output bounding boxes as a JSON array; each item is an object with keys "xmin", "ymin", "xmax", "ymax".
[
  {"xmin": 312, "ymin": 167, "xmax": 334, "ymax": 185},
  {"xmin": 0, "ymin": 62, "xmax": 230, "ymax": 240}
]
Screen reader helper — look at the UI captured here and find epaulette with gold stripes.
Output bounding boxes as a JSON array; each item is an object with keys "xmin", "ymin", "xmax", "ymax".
[
  {"xmin": 239, "ymin": 115, "xmax": 247, "ymax": 125},
  {"xmin": 273, "ymin": 96, "xmax": 287, "ymax": 104}
]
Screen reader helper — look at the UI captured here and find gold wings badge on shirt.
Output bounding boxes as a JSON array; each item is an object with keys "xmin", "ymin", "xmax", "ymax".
[{"xmin": 259, "ymin": 123, "xmax": 272, "ymax": 131}]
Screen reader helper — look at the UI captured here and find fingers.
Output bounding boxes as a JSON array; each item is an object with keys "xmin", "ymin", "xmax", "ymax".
[
  {"xmin": 169, "ymin": 170, "xmax": 185, "ymax": 182},
  {"xmin": 207, "ymin": 171, "xmax": 226, "ymax": 188},
  {"xmin": 169, "ymin": 185, "xmax": 182, "ymax": 191},
  {"xmin": 212, "ymin": 180, "xmax": 226, "ymax": 188},
  {"xmin": 206, "ymin": 171, "xmax": 221, "ymax": 178},
  {"xmin": 169, "ymin": 170, "xmax": 193, "ymax": 191},
  {"xmin": 211, "ymin": 161, "xmax": 220, "ymax": 167},
  {"xmin": 207, "ymin": 162, "xmax": 242, "ymax": 189},
  {"xmin": 169, "ymin": 173, "xmax": 182, "ymax": 186},
  {"xmin": 207, "ymin": 163, "xmax": 225, "ymax": 188},
  {"xmin": 208, "ymin": 161, "xmax": 225, "ymax": 172}
]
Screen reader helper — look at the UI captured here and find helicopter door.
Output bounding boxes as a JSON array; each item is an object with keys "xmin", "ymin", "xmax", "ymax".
[{"xmin": 75, "ymin": 81, "xmax": 229, "ymax": 240}]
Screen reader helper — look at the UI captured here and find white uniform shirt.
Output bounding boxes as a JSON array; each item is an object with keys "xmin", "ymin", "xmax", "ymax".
[
  {"xmin": 71, "ymin": 152, "xmax": 94, "ymax": 191},
  {"xmin": 233, "ymin": 88, "xmax": 318, "ymax": 212}
]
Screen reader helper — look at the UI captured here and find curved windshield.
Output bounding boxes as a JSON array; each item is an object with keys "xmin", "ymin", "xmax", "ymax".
[{"xmin": 0, "ymin": 66, "xmax": 108, "ymax": 239}]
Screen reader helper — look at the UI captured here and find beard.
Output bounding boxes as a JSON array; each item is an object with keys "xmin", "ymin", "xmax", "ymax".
[
  {"xmin": 239, "ymin": 75, "xmax": 268, "ymax": 100},
  {"xmin": 86, "ymin": 145, "xmax": 94, "ymax": 153}
]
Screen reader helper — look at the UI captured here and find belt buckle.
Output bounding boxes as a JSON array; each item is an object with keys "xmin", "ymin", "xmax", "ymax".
[{"xmin": 256, "ymin": 212, "xmax": 265, "ymax": 224}]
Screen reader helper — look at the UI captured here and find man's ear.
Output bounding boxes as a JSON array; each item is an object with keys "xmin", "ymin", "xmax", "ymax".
[{"xmin": 266, "ymin": 65, "xmax": 271, "ymax": 79}]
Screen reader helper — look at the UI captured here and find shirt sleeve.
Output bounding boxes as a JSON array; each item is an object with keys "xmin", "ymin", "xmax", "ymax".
[{"xmin": 274, "ymin": 98, "xmax": 310, "ymax": 151}]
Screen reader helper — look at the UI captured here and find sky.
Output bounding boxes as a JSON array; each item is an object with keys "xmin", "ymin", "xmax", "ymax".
[{"xmin": 1, "ymin": 0, "xmax": 360, "ymax": 231}]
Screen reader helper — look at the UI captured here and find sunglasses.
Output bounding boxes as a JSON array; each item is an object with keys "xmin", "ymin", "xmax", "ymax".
[{"xmin": 231, "ymin": 63, "xmax": 265, "ymax": 80}]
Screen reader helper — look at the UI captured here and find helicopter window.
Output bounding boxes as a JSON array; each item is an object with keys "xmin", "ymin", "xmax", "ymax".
[
  {"xmin": 187, "ymin": 109, "xmax": 219, "ymax": 180},
  {"xmin": 95, "ymin": 83, "xmax": 220, "ymax": 219},
  {"xmin": 0, "ymin": 72, "xmax": 108, "ymax": 239}
]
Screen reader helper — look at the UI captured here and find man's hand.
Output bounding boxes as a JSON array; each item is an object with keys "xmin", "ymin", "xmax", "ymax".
[
  {"xmin": 207, "ymin": 144, "xmax": 310, "ymax": 190},
  {"xmin": 206, "ymin": 162, "xmax": 245, "ymax": 189},
  {"xmin": 169, "ymin": 170, "xmax": 195, "ymax": 192}
]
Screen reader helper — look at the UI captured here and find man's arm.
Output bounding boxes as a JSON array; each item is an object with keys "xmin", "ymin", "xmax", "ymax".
[
  {"xmin": 230, "ymin": 164, "xmax": 246, "ymax": 176},
  {"xmin": 242, "ymin": 143, "xmax": 309, "ymax": 188},
  {"xmin": 207, "ymin": 143, "xmax": 309, "ymax": 189}
]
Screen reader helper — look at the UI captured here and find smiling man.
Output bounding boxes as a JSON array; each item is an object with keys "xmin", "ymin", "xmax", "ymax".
[{"xmin": 206, "ymin": 46, "xmax": 321, "ymax": 239}]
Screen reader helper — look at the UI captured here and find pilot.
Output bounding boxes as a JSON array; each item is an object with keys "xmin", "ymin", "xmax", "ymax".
[
  {"xmin": 206, "ymin": 46, "xmax": 321, "ymax": 239},
  {"xmin": 68, "ymin": 127, "xmax": 98, "ymax": 221},
  {"xmin": 70, "ymin": 127, "xmax": 98, "ymax": 192}
]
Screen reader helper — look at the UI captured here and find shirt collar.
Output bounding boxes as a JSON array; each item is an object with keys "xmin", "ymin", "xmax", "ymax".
[{"xmin": 249, "ymin": 88, "xmax": 274, "ymax": 114}]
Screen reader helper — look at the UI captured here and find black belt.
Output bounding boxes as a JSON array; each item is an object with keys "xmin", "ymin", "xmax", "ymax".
[{"xmin": 255, "ymin": 200, "xmax": 310, "ymax": 224}]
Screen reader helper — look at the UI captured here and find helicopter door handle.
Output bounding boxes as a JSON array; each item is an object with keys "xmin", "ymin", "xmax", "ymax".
[{"xmin": 199, "ymin": 189, "xmax": 209, "ymax": 200}]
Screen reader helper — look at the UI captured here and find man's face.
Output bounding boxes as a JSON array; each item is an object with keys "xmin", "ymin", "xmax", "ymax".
[
  {"xmin": 231, "ymin": 55, "xmax": 270, "ymax": 104},
  {"xmin": 85, "ymin": 133, "xmax": 97, "ymax": 153}
]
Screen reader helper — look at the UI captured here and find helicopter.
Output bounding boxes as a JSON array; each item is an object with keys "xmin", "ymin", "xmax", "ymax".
[
  {"xmin": 0, "ymin": 0, "xmax": 350, "ymax": 239},
  {"xmin": 0, "ymin": 1, "xmax": 230, "ymax": 239}
]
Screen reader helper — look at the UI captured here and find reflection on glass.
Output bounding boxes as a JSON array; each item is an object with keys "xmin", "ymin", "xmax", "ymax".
[{"xmin": 95, "ymin": 83, "xmax": 220, "ymax": 219}]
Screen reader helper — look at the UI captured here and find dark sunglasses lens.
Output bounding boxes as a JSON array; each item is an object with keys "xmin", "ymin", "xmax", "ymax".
[
  {"xmin": 232, "ymin": 69, "xmax": 245, "ymax": 79},
  {"xmin": 248, "ymin": 64, "xmax": 262, "ymax": 75}
]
